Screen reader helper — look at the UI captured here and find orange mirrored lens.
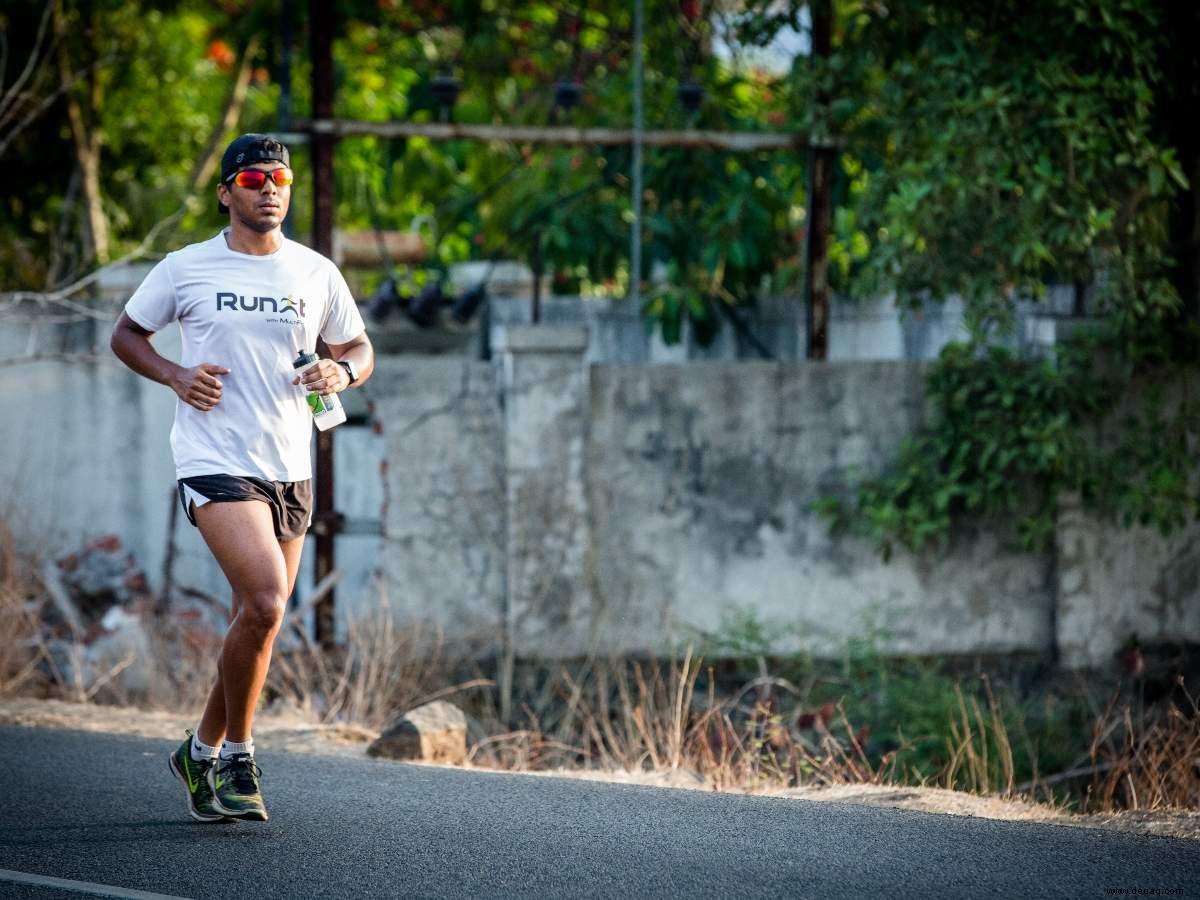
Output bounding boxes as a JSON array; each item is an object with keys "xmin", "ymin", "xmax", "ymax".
[{"xmin": 232, "ymin": 167, "xmax": 293, "ymax": 189}]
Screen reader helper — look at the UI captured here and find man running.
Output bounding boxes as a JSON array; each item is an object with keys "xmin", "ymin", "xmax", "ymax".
[{"xmin": 110, "ymin": 133, "xmax": 373, "ymax": 822}]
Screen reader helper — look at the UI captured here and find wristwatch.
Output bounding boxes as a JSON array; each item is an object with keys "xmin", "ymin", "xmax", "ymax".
[{"xmin": 337, "ymin": 358, "xmax": 359, "ymax": 387}]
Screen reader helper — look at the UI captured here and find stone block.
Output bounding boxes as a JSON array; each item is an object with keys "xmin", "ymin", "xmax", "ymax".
[{"xmin": 367, "ymin": 700, "xmax": 468, "ymax": 765}]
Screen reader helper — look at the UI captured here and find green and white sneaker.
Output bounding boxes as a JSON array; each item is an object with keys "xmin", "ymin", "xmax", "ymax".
[
  {"xmin": 208, "ymin": 753, "xmax": 268, "ymax": 821},
  {"xmin": 168, "ymin": 732, "xmax": 227, "ymax": 823}
]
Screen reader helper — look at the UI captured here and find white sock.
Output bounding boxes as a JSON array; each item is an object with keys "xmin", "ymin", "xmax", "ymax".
[
  {"xmin": 190, "ymin": 731, "xmax": 221, "ymax": 762},
  {"xmin": 220, "ymin": 738, "xmax": 255, "ymax": 759}
]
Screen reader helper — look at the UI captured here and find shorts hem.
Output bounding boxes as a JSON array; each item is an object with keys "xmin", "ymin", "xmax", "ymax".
[{"xmin": 177, "ymin": 474, "xmax": 313, "ymax": 541}]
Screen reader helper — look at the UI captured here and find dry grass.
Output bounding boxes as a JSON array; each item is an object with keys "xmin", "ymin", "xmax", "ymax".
[
  {"xmin": 1086, "ymin": 678, "xmax": 1200, "ymax": 812},
  {"xmin": 937, "ymin": 677, "xmax": 1016, "ymax": 796},
  {"xmin": 466, "ymin": 650, "xmax": 900, "ymax": 793},
  {"xmin": 0, "ymin": 520, "xmax": 45, "ymax": 698},
  {"xmin": 468, "ymin": 654, "xmax": 1200, "ymax": 815},
  {"xmin": 265, "ymin": 597, "xmax": 493, "ymax": 732}
]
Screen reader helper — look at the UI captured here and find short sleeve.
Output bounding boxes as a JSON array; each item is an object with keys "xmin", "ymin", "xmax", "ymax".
[
  {"xmin": 319, "ymin": 265, "xmax": 366, "ymax": 345},
  {"xmin": 124, "ymin": 257, "xmax": 178, "ymax": 332}
]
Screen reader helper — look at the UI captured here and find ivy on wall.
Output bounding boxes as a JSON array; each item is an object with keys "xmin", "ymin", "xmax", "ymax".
[{"xmin": 819, "ymin": 326, "xmax": 1200, "ymax": 560}]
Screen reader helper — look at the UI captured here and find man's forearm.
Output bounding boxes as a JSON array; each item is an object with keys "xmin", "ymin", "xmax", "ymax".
[{"xmin": 111, "ymin": 327, "xmax": 183, "ymax": 389}]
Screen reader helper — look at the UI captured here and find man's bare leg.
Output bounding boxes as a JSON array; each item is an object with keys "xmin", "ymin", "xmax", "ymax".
[
  {"xmin": 190, "ymin": 501, "xmax": 292, "ymax": 744},
  {"xmin": 195, "ymin": 522, "xmax": 305, "ymax": 747}
]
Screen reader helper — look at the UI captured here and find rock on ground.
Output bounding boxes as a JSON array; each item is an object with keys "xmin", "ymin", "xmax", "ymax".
[{"xmin": 367, "ymin": 700, "xmax": 468, "ymax": 765}]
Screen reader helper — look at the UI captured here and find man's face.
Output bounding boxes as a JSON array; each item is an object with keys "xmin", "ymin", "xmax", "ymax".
[{"xmin": 218, "ymin": 163, "xmax": 291, "ymax": 234}]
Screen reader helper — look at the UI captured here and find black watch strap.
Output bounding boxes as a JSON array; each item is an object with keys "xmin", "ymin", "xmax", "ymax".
[{"xmin": 337, "ymin": 359, "xmax": 357, "ymax": 386}]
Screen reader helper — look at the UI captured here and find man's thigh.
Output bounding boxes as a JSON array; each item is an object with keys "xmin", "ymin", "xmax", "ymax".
[{"xmin": 194, "ymin": 500, "xmax": 288, "ymax": 601}]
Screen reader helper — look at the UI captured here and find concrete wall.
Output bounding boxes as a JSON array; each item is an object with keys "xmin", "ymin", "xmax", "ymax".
[
  {"xmin": 0, "ymin": 313, "xmax": 228, "ymax": 601},
  {"xmin": 362, "ymin": 331, "xmax": 1193, "ymax": 667},
  {"xmin": 1056, "ymin": 495, "xmax": 1200, "ymax": 669},
  {"xmin": 371, "ymin": 356, "xmax": 504, "ymax": 647},
  {"xmin": 585, "ymin": 361, "xmax": 1055, "ymax": 658},
  {"xmin": 4, "ymin": 296, "xmax": 1194, "ymax": 666}
]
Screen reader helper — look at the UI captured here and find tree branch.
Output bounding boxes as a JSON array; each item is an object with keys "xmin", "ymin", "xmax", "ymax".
[
  {"xmin": 0, "ymin": 1, "xmax": 54, "ymax": 123},
  {"xmin": 0, "ymin": 51, "xmax": 121, "ymax": 161},
  {"xmin": 52, "ymin": 0, "xmax": 109, "ymax": 263},
  {"xmin": 187, "ymin": 35, "xmax": 261, "ymax": 194},
  {"xmin": 0, "ymin": 33, "xmax": 264, "ymax": 319}
]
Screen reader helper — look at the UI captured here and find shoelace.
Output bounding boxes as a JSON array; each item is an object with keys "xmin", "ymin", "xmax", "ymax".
[{"xmin": 216, "ymin": 754, "xmax": 262, "ymax": 794}]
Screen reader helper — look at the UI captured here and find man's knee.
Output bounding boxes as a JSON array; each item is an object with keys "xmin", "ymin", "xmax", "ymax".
[{"xmin": 238, "ymin": 588, "xmax": 286, "ymax": 637}]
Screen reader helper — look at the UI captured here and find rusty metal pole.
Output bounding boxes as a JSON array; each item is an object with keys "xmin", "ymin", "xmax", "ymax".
[
  {"xmin": 310, "ymin": 0, "xmax": 338, "ymax": 646},
  {"xmin": 804, "ymin": 0, "xmax": 833, "ymax": 361}
]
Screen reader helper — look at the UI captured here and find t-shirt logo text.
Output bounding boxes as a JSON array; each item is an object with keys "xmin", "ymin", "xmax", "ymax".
[{"xmin": 216, "ymin": 292, "xmax": 306, "ymax": 317}]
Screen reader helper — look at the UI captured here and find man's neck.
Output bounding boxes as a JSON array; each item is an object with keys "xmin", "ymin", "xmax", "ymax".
[{"xmin": 224, "ymin": 223, "xmax": 284, "ymax": 256}]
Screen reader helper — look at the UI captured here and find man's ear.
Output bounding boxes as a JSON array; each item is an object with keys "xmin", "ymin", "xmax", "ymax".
[{"xmin": 217, "ymin": 184, "xmax": 230, "ymax": 206}]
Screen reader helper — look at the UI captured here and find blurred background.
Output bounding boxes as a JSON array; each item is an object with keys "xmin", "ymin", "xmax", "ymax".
[{"xmin": 1, "ymin": 1, "xmax": 1198, "ymax": 817}]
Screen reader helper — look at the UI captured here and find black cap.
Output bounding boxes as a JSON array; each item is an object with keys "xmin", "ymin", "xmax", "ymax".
[{"xmin": 217, "ymin": 133, "xmax": 291, "ymax": 214}]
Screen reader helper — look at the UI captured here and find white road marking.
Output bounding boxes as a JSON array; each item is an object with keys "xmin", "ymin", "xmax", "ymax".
[{"xmin": 0, "ymin": 867, "xmax": 192, "ymax": 899}]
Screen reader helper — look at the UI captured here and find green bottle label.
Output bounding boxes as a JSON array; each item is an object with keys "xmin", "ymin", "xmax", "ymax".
[{"xmin": 306, "ymin": 391, "xmax": 326, "ymax": 416}]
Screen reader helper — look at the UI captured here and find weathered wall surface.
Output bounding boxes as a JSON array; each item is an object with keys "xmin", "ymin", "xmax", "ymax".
[
  {"xmin": 5, "ymin": 305, "xmax": 1194, "ymax": 667},
  {"xmin": 585, "ymin": 361, "xmax": 1056, "ymax": 657},
  {"xmin": 1056, "ymin": 493, "xmax": 1200, "ymax": 668},
  {"xmin": 496, "ymin": 328, "xmax": 592, "ymax": 658},
  {"xmin": 0, "ymin": 313, "xmax": 229, "ymax": 601},
  {"xmin": 370, "ymin": 356, "xmax": 505, "ymax": 647}
]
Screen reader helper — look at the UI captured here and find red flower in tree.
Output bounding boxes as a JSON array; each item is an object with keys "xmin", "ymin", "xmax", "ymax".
[{"xmin": 206, "ymin": 40, "xmax": 236, "ymax": 71}]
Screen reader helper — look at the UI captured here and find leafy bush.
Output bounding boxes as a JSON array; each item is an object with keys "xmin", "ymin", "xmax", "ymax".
[{"xmin": 821, "ymin": 329, "xmax": 1200, "ymax": 558}]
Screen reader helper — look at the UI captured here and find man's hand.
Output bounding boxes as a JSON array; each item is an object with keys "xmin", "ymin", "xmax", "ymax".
[
  {"xmin": 172, "ymin": 363, "xmax": 230, "ymax": 411},
  {"xmin": 292, "ymin": 358, "xmax": 349, "ymax": 395}
]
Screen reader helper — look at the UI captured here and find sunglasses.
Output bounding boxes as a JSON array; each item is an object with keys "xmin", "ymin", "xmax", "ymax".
[{"xmin": 226, "ymin": 167, "xmax": 294, "ymax": 189}]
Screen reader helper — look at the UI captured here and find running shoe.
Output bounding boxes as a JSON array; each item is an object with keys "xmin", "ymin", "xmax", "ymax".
[
  {"xmin": 208, "ymin": 753, "xmax": 269, "ymax": 821},
  {"xmin": 168, "ymin": 731, "xmax": 227, "ymax": 823}
]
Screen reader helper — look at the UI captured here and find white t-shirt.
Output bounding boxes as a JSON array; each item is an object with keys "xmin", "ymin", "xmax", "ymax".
[{"xmin": 125, "ymin": 230, "xmax": 366, "ymax": 482}]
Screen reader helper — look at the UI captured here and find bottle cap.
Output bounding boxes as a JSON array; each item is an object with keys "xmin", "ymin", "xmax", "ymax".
[{"xmin": 293, "ymin": 349, "xmax": 318, "ymax": 370}]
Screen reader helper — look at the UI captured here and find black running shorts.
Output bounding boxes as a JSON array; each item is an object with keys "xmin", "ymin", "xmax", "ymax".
[{"xmin": 177, "ymin": 474, "xmax": 313, "ymax": 542}]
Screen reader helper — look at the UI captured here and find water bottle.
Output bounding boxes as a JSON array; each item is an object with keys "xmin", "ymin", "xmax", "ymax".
[{"xmin": 292, "ymin": 349, "xmax": 346, "ymax": 431}]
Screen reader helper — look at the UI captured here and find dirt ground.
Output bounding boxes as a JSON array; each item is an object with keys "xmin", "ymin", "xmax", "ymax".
[{"xmin": 3, "ymin": 697, "xmax": 1197, "ymax": 841}]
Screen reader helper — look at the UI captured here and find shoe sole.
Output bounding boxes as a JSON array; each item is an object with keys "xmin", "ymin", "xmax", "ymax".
[
  {"xmin": 168, "ymin": 752, "xmax": 228, "ymax": 823},
  {"xmin": 209, "ymin": 795, "xmax": 269, "ymax": 822},
  {"xmin": 207, "ymin": 770, "xmax": 269, "ymax": 821}
]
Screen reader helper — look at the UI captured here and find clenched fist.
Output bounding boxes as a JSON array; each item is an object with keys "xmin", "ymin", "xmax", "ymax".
[{"xmin": 172, "ymin": 363, "xmax": 230, "ymax": 412}]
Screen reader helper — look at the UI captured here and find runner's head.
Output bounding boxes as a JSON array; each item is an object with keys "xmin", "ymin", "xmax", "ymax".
[{"xmin": 217, "ymin": 134, "xmax": 292, "ymax": 234}]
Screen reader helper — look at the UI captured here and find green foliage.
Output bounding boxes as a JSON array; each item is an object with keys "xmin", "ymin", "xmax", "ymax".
[
  {"xmin": 698, "ymin": 605, "xmax": 783, "ymax": 661},
  {"xmin": 803, "ymin": 0, "xmax": 1200, "ymax": 557},
  {"xmin": 819, "ymin": 638, "xmax": 1091, "ymax": 791},
  {"xmin": 821, "ymin": 0, "xmax": 1187, "ymax": 332},
  {"xmin": 701, "ymin": 608, "xmax": 1092, "ymax": 795},
  {"xmin": 0, "ymin": 0, "xmax": 282, "ymax": 281},
  {"xmin": 331, "ymin": 5, "xmax": 803, "ymax": 337},
  {"xmin": 4, "ymin": 0, "xmax": 1197, "ymax": 541},
  {"xmin": 823, "ymin": 328, "xmax": 1200, "ymax": 558}
]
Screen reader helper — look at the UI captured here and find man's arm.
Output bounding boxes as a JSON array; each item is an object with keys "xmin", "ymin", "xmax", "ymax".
[
  {"xmin": 293, "ymin": 332, "xmax": 374, "ymax": 395},
  {"xmin": 110, "ymin": 312, "xmax": 229, "ymax": 411}
]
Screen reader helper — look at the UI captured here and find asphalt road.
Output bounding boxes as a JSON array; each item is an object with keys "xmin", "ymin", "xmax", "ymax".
[{"xmin": 0, "ymin": 726, "xmax": 1195, "ymax": 899}]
